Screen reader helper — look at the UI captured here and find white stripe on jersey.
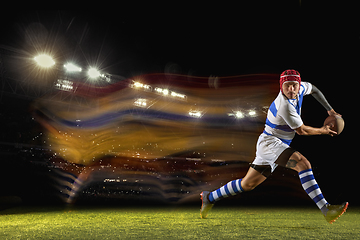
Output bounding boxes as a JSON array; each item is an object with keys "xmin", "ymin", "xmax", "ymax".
[{"xmin": 263, "ymin": 82, "xmax": 312, "ymax": 145}]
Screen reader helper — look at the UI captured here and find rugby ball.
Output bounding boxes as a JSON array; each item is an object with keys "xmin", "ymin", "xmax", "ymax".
[{"xmin": 323, "ymin": 115, "xmax": 344, "ymax": 135}]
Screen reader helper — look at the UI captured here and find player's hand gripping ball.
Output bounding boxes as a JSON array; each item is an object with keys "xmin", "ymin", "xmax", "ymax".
[{"xmin": 323, "ymin": 115, "xmax": 344, "ymax": 135}]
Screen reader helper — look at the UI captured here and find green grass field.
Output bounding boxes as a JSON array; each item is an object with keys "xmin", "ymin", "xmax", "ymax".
[{"xmin": 0, "ymin": 205, "xmax": 358, "ymax": 239}]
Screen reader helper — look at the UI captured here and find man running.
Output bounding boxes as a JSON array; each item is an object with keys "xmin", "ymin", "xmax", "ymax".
[{"xmin": 200, "ymin": 69, "xmax": 348, "ymax": 224}]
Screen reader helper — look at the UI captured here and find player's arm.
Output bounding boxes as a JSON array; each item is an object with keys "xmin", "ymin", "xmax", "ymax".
[
  {"xmin": 296, "ymin": 84, "xmax": 338, "ymax": 136},
  {"xmin": 310, "ymin": 84, "xmax": 332, "ymax": 111},
  {"xmin": 311, "ymin": 84, "xmax": 341, "ymax": 117},
  {"xmin": 295, "ymin": 124, "xmax": 337, "ymax": 136}
]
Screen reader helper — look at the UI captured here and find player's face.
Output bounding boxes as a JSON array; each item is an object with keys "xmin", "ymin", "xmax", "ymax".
[{"xmin": 282, "ymin": 81, "xmax": 299, "ymax": 99}]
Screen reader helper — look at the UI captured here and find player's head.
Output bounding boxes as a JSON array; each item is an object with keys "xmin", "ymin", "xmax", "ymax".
[{"xmin": 280, "ymin": 69, "xmax": 301, "ymax": 99}]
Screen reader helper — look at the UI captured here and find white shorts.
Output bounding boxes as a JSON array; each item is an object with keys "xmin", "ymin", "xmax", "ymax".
[{"xmin": 252, "ymin": 133, "xmax": 292, "ymax": 173}]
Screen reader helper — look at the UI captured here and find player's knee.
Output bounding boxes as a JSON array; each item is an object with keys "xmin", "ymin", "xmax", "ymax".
[
  {"xmin": 296, "ymin": 155, "xmax": 311, "ymax": 171},
  {"xmin": 287, "ymin": 152, "xmax": 312, "ymax": 172},
  {"xmin": 241, "ymin": 181, "xmax": 258, "ymax": 191},
  {"xmin": 303, "ymin": 158, "xmax": 311, "ymax": 169}
]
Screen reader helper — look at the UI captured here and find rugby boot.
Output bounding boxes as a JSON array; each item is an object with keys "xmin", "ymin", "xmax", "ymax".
[
  {"xmin": 323, "ymin": 202, "xmax": 348, "ymax": 224},
  {"xmin": 200, "ymin": 191, "xmax": 214, "ymax": 219}
]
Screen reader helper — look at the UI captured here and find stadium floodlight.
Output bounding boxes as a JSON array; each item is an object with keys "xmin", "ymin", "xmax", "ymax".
[
  {"xmin": 34, "ymin": 54, "xmax": 55, "ymax": 68},
  {"xmin": 248, "ymin": 110, "xmax": 256, "ymax": 116},
  {"xmin": 87, "ymin": 67, "xmax": 101, "ymax": 79},
  {"xmin": 189, "ymin": 110, "xmax": 202, "ymax": 118},
  {"xmin": 162, "ymin": 89, "xmax": 169, "ymax": 96},
  {"xmin": 235, "ymin": 111, "xmax": 244, "ymax": 119},
  {"xmin": 155, "ymin": 87, "xmax": 170, "ymax": 96},
  {"xmin": 64, "ymin": 63, "xmax": 82, "ymax": 72}
]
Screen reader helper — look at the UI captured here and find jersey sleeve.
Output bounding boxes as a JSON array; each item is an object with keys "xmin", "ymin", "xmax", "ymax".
[
  {"xmin": 301, "ymin": 81, "xmax": 312, "ymax": 96},
  {"xmin": 279, "ymin": 102, "xmax": 304, "ymax": 130}
]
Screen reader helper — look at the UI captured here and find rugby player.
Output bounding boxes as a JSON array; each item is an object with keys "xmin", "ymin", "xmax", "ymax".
[{"xmin": 200, "ymin": 69, "xmax": 348, "ymax": 224}]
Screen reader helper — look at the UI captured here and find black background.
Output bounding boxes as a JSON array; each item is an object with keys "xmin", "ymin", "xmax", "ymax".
[{"xmin": 0, "ymin": 4, "xmax": 358, "ymax": 206}]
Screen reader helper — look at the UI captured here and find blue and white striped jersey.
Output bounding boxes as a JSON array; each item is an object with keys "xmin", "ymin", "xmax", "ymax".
[{"xmin": 263, "ymin": 82, "xmax": 312, "ymax": 145}]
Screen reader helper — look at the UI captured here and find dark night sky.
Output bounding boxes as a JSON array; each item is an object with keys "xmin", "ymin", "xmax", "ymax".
[
  {"xmin": 0, "ymin": 5, "xmax": 359, "ymax": 205},
  {"xmin": 0, "ymin": 5, "xmax": 358, "ymax": 80}
]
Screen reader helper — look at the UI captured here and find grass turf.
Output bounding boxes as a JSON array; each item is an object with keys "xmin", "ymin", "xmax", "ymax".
[{"xmin": 0, "ymin": 205, "xmax": 358, "ymax": 239}]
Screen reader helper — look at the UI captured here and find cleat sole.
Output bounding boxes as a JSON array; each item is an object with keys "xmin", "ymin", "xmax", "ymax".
[{"xmin": 328, "ymin": 202, "xmax": 348, "ymax": 224}]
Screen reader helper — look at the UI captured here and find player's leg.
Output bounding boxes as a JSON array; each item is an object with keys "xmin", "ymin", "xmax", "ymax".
[
  {"xmin": 281, "ymin": 151, "xmax": 348, "ymax": 223},
  {"xmin": 200, "ymin": 133, "xmax": 280, "ymax": 218},
  {"xmin": 200, "ymin": 166, "xmax": 267, "ymax": 218},
  {"xmin": 208, "ymin": 166, "xmax": 267, "ymax": 202},
  {"xmin": 283, "ymin": 151, "xmax": 328, "ymax": 211}
]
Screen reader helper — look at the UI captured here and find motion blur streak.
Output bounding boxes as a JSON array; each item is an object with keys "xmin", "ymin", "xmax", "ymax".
[{"xmin": 33, "ymin": 73, "xmax": 283, "ymax": 203}]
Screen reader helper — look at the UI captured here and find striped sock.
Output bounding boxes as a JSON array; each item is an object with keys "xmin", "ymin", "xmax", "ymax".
[
  {"xmin": 208, "ymin": 179, "xmax": 244, "ymax": 203},
  {"xmin": 299, "ymin": 169, "xmax": 328, "ymax": 212}
]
